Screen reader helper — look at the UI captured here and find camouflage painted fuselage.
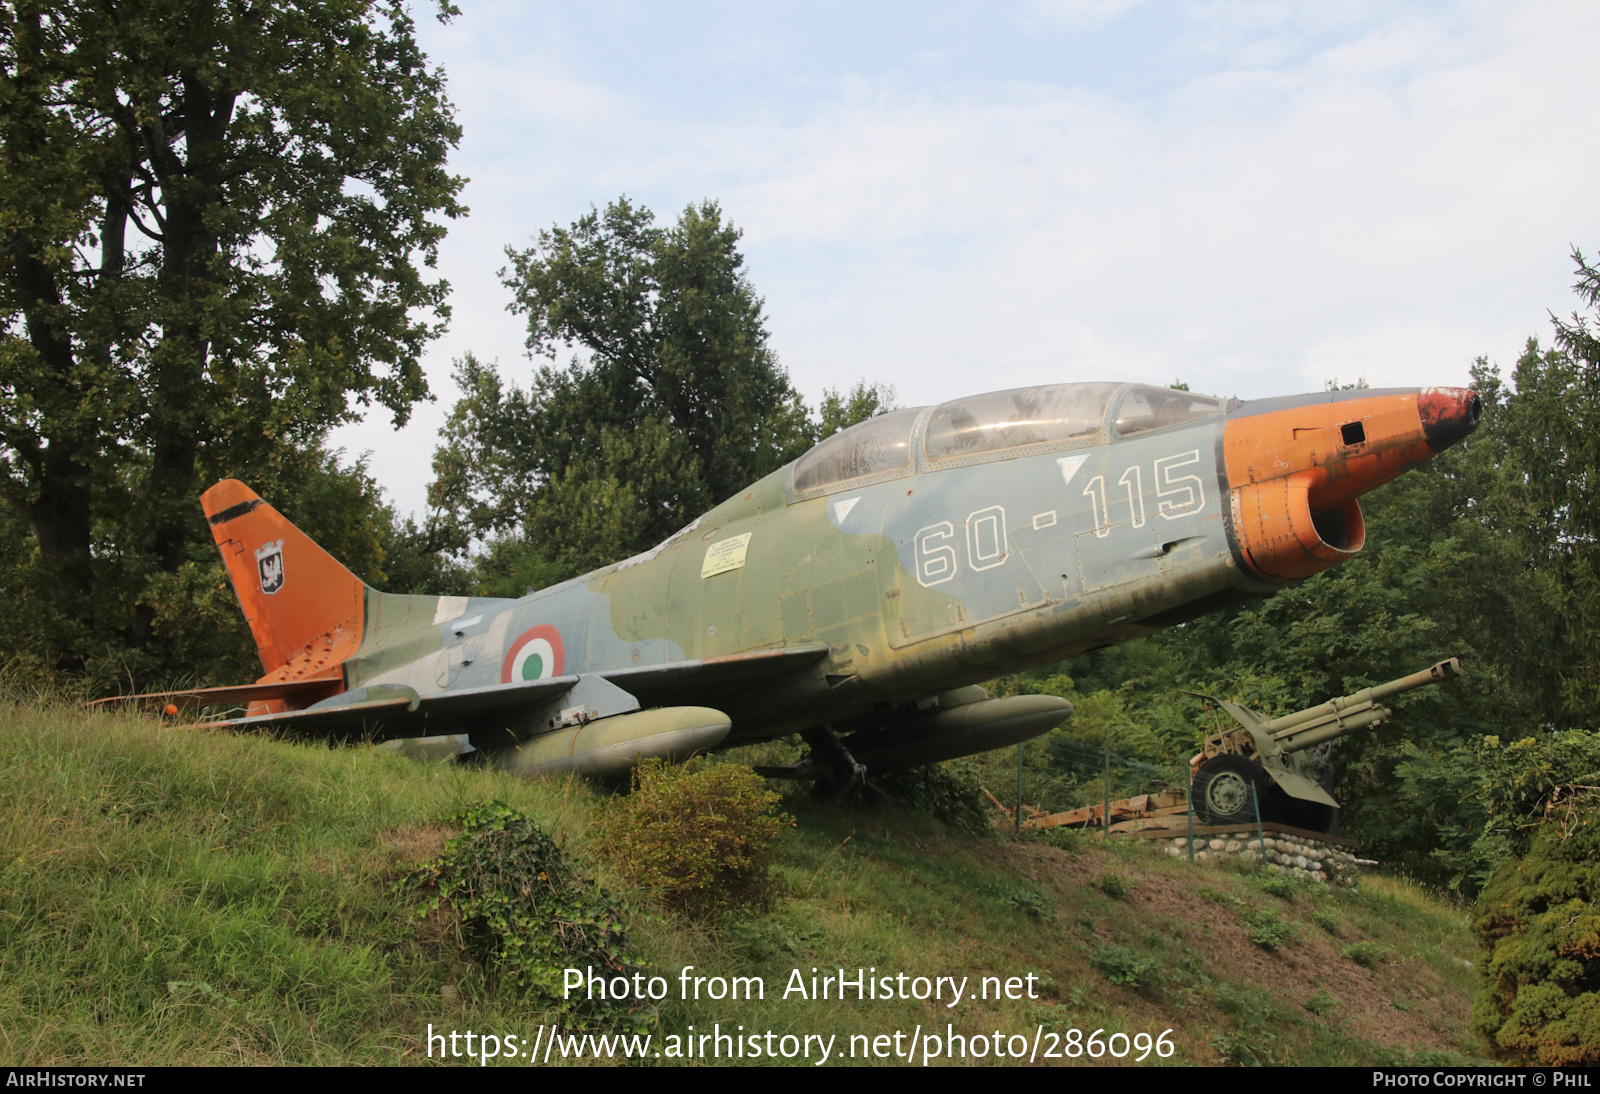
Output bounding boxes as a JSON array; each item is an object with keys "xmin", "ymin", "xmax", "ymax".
[{"xmin": 336, "ymin": 382, "xmax": 1479, "ymax": 747}]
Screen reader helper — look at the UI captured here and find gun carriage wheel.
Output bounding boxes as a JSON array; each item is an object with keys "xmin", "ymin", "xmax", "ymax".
[{"xmin": 1191, "ymin": 753, "xmax": 1269, "ymax": 825}]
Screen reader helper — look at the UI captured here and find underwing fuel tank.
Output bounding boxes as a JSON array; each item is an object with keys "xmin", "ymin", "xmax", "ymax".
[
  {"xmin": 756, "ymin": 692, "xmax": 1073, "ymax": 782},
  {"xmin": 486, "ymin": 706, "xmax": 732, "ymax": 781},
  {"xmin": 845, "ymin": 694, "xmax": 1073, "ymax": 773}
]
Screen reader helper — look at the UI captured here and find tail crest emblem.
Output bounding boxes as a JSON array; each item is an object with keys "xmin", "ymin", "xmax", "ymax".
[{"xmin": 256, "ymin": 539, "xmax": 285, "ymax": 595}]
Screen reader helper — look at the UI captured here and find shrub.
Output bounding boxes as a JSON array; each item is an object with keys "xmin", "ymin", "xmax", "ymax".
[
  {"xmin": 1306, "ymin": 989, "xmax": 1338, "ymax": 1016},
  {"xmin": 1210, "ymin": 1030, "xmax": 1275, "ymax": 1066},
  {"xmin": 1031, "ymin": 825, "xmax": 1084, "ymax": 852},
  {"xmin": 1472, "ymin": 805, "xmax": 1600, "ymax": 1065},
  {"xmin": 1089, "ymin": 944, "xmax": 1161, "ymax": 989},
  {"xmin": 1312, "ymin": 909, "xmax": 1342, "ymax": 936},
  {"xmin": 990, "ymin": 882, "xmax": 1051, "ymax": 920},
  {"xmin": 405, "ymin": 801, "xmax": 643, "ymax": 1026},
  {"xmin": 1342, "ymin": 941, "xmax": 1392, "ymax": 969},
  {"xmin": 1258, "ymin": 874, "xmax": 1301, "ymax": 899},
  {"xmin": 1094, "ymin": 873, "xmax": 1130, "ymax": 900},
  {"xmin": 1245, "ymin": 907, "xmax": 1294, "ymax": 950},
  {"xmin": 596, "ymin": 759, "xmax": 790, "ymax": 921},
  {"xmin": 1198, "ymin": 884, "xmax": 1243, "ymax": 906}
]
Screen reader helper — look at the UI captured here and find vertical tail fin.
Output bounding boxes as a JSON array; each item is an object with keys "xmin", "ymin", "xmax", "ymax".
[{"xmin": 201, "ymin": 479, "xmax": 366, "ymax": 683}]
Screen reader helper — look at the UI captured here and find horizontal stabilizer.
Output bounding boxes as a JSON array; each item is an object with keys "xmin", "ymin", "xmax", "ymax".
[
  {"xmin": 187, "ymin": 687, "xmax": 422, "ymax": 738},
  {"xmin": 87, "ymin": 678, "xmax": 344, "ymax": 714},
  {"xmin": 182, "ymin": 672, "xmax": 651, "ymax": 742}
]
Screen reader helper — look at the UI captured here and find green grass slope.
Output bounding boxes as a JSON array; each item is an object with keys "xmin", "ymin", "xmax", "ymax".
[{"xmin": 0, "ymin": 699, "xmax": 1484, "ymax": 1066}]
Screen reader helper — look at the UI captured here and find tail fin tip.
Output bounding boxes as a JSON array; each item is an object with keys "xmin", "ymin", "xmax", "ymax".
[
  {"xmin": 201, "ymin": 479, "xmax": 365, "ymax": 683},
  {"xmin": 202, "ymin": 479, "xmax": 265, "ymax": 527}
]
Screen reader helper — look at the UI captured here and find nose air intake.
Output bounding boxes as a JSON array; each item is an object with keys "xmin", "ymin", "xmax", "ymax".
[{"xmin": 1230, "ymin": 474, "xmax": 1368, "ymax": 581}]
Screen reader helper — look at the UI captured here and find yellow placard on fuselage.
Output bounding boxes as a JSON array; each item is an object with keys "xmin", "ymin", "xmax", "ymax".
[{"xmin": 701, "ymin": 533, "xmax": 754, "ymax": 578}]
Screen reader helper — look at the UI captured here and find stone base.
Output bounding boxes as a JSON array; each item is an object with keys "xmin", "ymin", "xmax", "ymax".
[{"xmin": 1160, "ymin": 830, "xmax": 1362, "ymax": 887}]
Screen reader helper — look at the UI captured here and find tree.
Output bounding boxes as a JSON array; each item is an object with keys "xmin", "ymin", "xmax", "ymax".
[
  {"xmin": 1471, "ymin": 741, "xmax": 1600, "ymax": 1064},
  {"xmin": 0, "ymin": 0, "xmax": 464, "ymax": 678},
  {"xmin": 817, "ymin": 380, "xmax": 897, "ymax": 440},
  {"xmin": 1502, "ymin": 251, "xmax": 1600, "ymax": 721},
  {"xmin": 434, "ymin": 198, "xmax": 813, "ymax": 574}
]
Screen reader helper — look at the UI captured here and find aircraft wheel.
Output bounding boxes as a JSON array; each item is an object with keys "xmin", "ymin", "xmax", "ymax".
[{"xmin": 1191, "ymin": 754, "xmax": 1268, "ymax": 826}]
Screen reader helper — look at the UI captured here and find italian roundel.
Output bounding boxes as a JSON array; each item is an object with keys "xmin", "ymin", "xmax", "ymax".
[{"xmin": 501, "ymin": 625, "xmax": 565, "ymax": 683}]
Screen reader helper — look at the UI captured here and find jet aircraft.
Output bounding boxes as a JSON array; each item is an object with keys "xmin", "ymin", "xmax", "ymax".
[{"xmin": 109, "ymin": 381, "xmax": 1480, "ymax": 795}]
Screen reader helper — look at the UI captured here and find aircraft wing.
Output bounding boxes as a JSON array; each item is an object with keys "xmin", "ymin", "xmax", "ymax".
[
  {"xmin": 176, "ymin": 644, "xmax": 830, "ymax": 739},
  {"xmin": 598, "ymin": 644, "xmax": 829, "ymax": 707}
]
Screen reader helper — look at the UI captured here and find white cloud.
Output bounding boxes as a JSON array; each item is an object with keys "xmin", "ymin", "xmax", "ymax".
[{"xmin": 1025, "ymin": 0, "xmax": 1152, "ymax": 32}]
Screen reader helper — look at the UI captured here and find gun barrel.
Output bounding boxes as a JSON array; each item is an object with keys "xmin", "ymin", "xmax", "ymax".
[
  {"xmin": 1264, "ymin": 658, "xmax": 1463, "ymax": 751},
  {"xmin": 1369, "ymin": 657, "xmax": 1463, "ymax": 702},
  {"xmin": 1271, "ymin": 705, "xmax": 1392, "ymax": 755}
]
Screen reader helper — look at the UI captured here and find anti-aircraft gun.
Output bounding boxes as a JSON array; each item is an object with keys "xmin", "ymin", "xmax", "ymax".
[{"xmin": 1189, "ymin": 658, "xmax": 1464, "ymax": 833}]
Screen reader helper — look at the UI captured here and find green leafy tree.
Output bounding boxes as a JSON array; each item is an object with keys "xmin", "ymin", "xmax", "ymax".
[
  {"xmin": 1502, "ymin": 251, "xmax": 1600, "ymax": 721},
  {"xmin": 0, "ymin": 0, "xmax": 464, "ymax": 680},
  {"xmin": 1473, "ymin": 781, "xmax": 1600, "ymax": 1065},
  {"xmin": 433, "ymin": 198, "xmax": 815, "ymax": 575},
  {"xmin": 817, "ymin": 380, "xmax": 897, "ymax": 439}
]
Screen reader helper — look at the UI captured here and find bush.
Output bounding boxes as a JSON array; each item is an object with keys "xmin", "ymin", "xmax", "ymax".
[
  {"xmin": 1198, "ymin": 884, "xmax": 1243, "ymax": 906},
  {"xmin": 1306, "ymin": 988, "xmax": 1338, "ymax": 1016},
  {"xmin": 1089, "ymin": 944, "xmax": 1161, "ymax": 989},
  {"xmin": 1258, "ymin": 874, "xmax": 1301, "ymax": 899},
  {"xmin": 1094, "ymin": 873, "xmax": 1130, "ymax": 900},
  {"xmin": 596, "ymin": 759, "xmax": 790, "ymax": 921},
  {"xmin": 1471, "ymin": 805, "xmax": 1600, "ymax": 1065},
  {"xmin": 1342, "ymin": 941, "xmax": 1392, "ymax": 969},
  {"xmin": 990, "ymin": 882, "xmax": 1051, "ymax": 920},
  {"xmin": 405, "ymin": 801, "xmax": 643, "ymax": 1026},
  {"xmin": 1245, "ymin": 907, "xmax": 1294, "ymax": 950},
  {"xmin": 1031, "ymin": 825, "xmax": 1084, "ymax": 852}
]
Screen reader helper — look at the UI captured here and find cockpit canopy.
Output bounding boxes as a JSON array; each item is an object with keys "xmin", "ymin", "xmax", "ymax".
[
  {"xmin": 792, "ymin": 406, "xmax": 927, "ymax": 494},
  {"xmin": 924, "ymin": 382, "xmax": 1121, "ymax": 461},
  {"xmin": 790, "ymin": 382, "xmax": 1223, "ymax": 495},
  {"xmin": 1114, "ymin": 386, "xmax": 1222, "ymax": 436}
]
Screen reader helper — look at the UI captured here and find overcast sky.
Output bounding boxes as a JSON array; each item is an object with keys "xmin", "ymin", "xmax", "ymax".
[{"xmin": 329, "ymin": 0, "xmax": 1600, "ymax": 517}]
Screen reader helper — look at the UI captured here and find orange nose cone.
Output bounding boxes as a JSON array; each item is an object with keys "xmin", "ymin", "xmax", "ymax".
[{"xmin": 1223, "ymin": 387, "xmax": 1479, "ymax": 581}]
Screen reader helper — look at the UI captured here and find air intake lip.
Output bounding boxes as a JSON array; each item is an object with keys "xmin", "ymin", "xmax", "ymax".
[{"xmin": 1230, "ymin": 473, "xmax": 1365, "ymax": 582}]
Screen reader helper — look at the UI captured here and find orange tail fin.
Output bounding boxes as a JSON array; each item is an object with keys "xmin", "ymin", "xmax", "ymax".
[{"xmin": 201, "ymin": 479, "xmax": 366, "ymax": 685}]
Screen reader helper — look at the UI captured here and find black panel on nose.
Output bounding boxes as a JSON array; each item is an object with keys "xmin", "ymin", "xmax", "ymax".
[{"xmin": 1419, "ymin": 388, "xmax": 1481, "ymax": 453}]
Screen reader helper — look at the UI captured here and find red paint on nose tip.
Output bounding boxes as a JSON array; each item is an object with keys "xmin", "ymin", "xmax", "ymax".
[{"xmin": 1418, "ymin": 387, "xmax": 1481, "ymax": 453}]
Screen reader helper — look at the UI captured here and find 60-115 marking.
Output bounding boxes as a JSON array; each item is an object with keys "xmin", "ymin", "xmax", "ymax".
[{"xmin": 913, "ymin": 450, "xmax": 1207, "ymax": 586}]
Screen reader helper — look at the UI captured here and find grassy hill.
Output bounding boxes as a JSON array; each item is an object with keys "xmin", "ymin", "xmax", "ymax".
[{"xmin": 0, "ymin": 696, "xmax": 1485, "ymax": 1066}]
